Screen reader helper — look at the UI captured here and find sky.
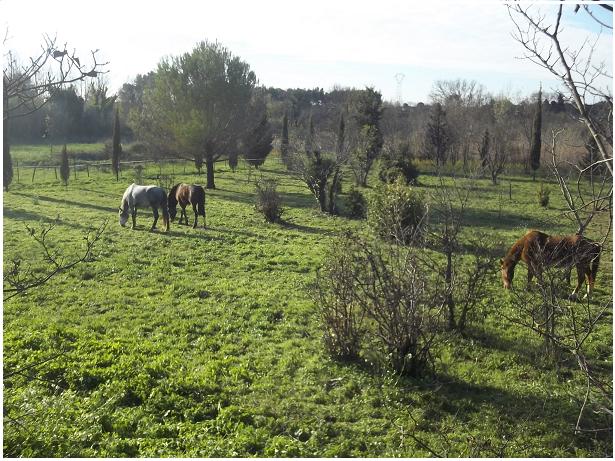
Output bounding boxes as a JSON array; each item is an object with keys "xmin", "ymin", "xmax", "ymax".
[{"xmin": 2, "ymin": 0, "xmax": 613, "ymax": 104}]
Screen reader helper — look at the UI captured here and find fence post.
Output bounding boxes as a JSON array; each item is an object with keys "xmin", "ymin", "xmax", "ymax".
[
  {"xmin": 509, "ymin": 181, "xmax": 512, "ymax": 200},
  {"xmin": 31, "ymin": 166, "xmax": 37, "ymax": 183},
  {"xmin": 86, "ymin": 164, "xmax": 90, "ymax": 177},
  {"xmin": 54, "ymin": 167, "xmax": 58, "ymax": 180},
  {"xmin": 16, "ymin": 160, "xmax": 19, "ymax": 183}
]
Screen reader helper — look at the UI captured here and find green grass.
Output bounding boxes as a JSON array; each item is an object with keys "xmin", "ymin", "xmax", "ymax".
[
  {"xmin": 9, "ymin": 143, "xmax": 106, "ymax": 164},
  {"xmin": 3, "ymin": 146, "xmax": 613, "ymax": 457}
]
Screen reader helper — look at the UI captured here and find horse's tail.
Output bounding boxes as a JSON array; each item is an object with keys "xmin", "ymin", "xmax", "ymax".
[
  {"xmin": 590, "ymin": 245, "xmax": 601, "ymax": 284},
  {"xmin": 197, "ymin": 187, "xmax": 206, "ymax": 226},
  {"xmin": 197, "ymin": 193, "xmax": 205, "ymax": 217}
]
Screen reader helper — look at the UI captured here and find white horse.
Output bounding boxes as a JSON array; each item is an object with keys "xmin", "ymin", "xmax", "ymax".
[{"xmin": 119, "ymin": 183, "xmax": 170, "ymax": 232}]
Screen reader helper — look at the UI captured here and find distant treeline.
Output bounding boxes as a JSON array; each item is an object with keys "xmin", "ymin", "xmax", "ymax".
[{"xmin": 10, "ymin": 74, "xmax": 611, "ymax": 172}]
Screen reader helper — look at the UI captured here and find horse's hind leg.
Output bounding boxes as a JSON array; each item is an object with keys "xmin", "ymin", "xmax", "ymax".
[
  {"xmin": 570, "ymin": 264, "xmax": 585, "ymax": 301},
  {"xmin": 583, "ymin": 267, "xmax": 594, "ymax": 299},
  {"xmin": 131, "ymin": 208, "xmax": 137, "ymax": 230},
  {"xmin": 181, "ymin": 206, "xmax": 188, "ymax": 226},
  {"xmin": 151, "ymin": 208, "xmax": 159, "ymax": 231}
]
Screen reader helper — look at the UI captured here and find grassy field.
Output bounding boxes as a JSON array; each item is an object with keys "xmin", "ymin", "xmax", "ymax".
[{"xmin": 3, "ymin": 146, "xmax": 612, "ymax": 457}]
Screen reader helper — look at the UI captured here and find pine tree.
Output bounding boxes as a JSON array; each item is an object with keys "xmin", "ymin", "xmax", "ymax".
[
  {"xmin": 328, "ymin": 113, "xmax": 345, "ymax": 214},
  {"xmin": 244, "ymin": 113, "xmax": 273, "ymax": 168},
  {"xmin": 280, "ymin": 112, "xmax": 289, "ymax": 166},
  {"xmin": 112, "ymin": 107, "xmax": 122, "ymax": 181},
  {"xmin": 60, "ymin": 144, "xmax": 70, "ymax": 186},
  {"xmin": 529, "ymin": 86, "xmax": 542, "ymax": 180}
]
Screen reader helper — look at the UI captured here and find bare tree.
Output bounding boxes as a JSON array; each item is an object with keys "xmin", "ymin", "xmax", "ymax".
[
  {"xmin": 3, "ymin": 33, "xmax": 107, "ymax": 190},
  {"xmin": 548, "ymin": 129, "xmax": 612, "ymax": 238},
  {"xmin": 4, "ymin": 220, "xmax": 107, "ymax": 301},
  {"xmin": 505, "ymin": 264, "xmax": 612, "ymax": 434},
  {"xmin": 508, "ymin": 4, "xmax": 613, "ymax": 176}
]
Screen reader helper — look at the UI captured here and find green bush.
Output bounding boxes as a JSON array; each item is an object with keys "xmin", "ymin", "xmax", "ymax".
[
  {"xmin": 368, "ymin": 179, "xmax": 426, "ymax": 244},
  {"xmin": 345, "ymin": 187, "xmax": 367, "ymax": 219},
  {"xmin": 378, "ymin": 142, "xmax": 419, "ymax": 185}
]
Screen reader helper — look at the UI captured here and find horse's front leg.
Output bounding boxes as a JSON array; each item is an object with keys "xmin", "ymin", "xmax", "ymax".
[
  {"xmin": 131, "ymin": 208, "xmax": 137, "ymax": 229},
  {"xmin": 151, "ymin": 207, "xmax": 159, "ymax": 232},
  {"xmin": 181, "ymin": 206, "xmax": 188, "ymax": 226},
  {"xmin": 192, "ymin": 204, "xmax": 198, "ymax": 229}
]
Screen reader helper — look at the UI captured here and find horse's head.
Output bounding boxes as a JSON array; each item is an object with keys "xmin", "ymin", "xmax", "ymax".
[
  {"xmin": 119, "ymin": 206, "xmax": 129, "ymax": 227},
  {"xmin": 168, "ymin": 205, "xmax": 177, "ymax": 221},
  {"xmin": 500, "ymin": 258, "xmax": 514, "ymax": 289}
]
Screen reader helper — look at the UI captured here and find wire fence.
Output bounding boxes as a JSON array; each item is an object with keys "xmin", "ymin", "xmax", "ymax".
[{"xmin": 11, "ymin": 155, "xmax": 289, "ymax": 186}]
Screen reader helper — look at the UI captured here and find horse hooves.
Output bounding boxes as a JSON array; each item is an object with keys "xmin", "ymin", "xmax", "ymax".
[{"xmin": 568, "ymin": 293, "xmax": 579, "ymax": 301}]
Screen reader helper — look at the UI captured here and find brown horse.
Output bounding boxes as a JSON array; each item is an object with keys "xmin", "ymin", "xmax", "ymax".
[
  {"xmin": 167, "ymin": 183, "xmax": 206, "ymax": 228},
  {"xmin": 500, "ymin": 230, "xmax": 601, "ymax": 300}
]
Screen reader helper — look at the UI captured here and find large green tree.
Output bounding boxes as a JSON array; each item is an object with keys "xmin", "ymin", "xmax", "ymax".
[{"xmin": 139, "ymin": 41, "xmax": 257, "ymax": 189}]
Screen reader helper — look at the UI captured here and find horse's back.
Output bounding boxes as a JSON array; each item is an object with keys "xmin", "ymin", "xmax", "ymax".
[
  {"xmin": 189, "ymin": 185, "xmax": 205, "ymax": 203},
  {"xmin": 130, "ymin": 184, "xmax": 167, "ymax": 207}
]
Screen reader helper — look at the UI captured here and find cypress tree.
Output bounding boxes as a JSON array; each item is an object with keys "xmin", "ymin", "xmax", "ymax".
[
  {"xmin": 423, "ymin": 103, "xmax": 450, "ymax": 167},
  {"xmin": 3, "ymin": 83, "xmax": 13, "ymax": 191},
  {"xmin": 280, "ymin": 112, "xmax": 289, "ymax": 165},
  {"xmin": 60, "ymin": 144, "xmax": 70, "ymax": 186},
  {"xmin": 529, "ymin": 86, "xmax": 542, "ymax": 180},
  {"xmin": 479, "ymin": 128, "xmax": 490, "ymax": 171},
  {"xmin": 112, "ymin": 107, "xmax": 121, "ymax": 181}
]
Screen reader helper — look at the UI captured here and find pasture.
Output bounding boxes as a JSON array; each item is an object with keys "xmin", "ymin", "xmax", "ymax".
[{"xmin": 3, "ymin": 148, "xmax": 612, "ymax": 457}]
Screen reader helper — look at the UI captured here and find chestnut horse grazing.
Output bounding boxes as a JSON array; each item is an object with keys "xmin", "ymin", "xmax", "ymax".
[
  {"xmin": 168, "ymin": 183, "xmax": 206, "ymax": 228},
  {"xmin": 500, "ymin": 230, "xmax": 601, "ymax": 299},
  {"xmin": 119, "ymin": 183, "xmax": 170, "ymax": 232}
]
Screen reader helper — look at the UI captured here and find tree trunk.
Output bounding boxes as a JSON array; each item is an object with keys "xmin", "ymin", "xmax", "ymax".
[
  {"xmin": 3, "ymin": 83, "xmax": 13, "ymax": 192},
  {"xmin": 445, "ymin": 248, "xmax": 456, "ymax": 330},
  {"xmin": 205, "ymin": 155, "xmax": 215, "ymax": 189}
]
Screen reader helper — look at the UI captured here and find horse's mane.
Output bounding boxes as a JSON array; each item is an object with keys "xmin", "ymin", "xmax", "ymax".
[{"xmin": 166, "ymin": 183, "xmax": 180, "ymax": 205}]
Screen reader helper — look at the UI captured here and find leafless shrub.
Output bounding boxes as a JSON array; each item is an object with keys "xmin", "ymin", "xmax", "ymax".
[
  {"xmin": 315, "ymin": 232, "xmax": 444, "ymax": 376},
  {"xmin": 504, "ymin": 265, "xmax": 612, "ymax": 434},
  {"xmin": 254, "ymin": 178, "xmax": 283, "ymax": 223},
  {"xmin": 315, "ymin": 235, "xmax": 365, "ymax": 359}
]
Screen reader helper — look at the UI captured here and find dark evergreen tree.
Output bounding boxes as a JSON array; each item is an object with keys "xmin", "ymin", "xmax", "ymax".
[
  {"xmin": 351, "ymin": 87, "xmax": 384, "ymax": 186},
  {"xmin": 112, "ymin": 107, "xmax": 122, "ymax": 181},
  {"xmin": 479, "ymin": 128, "xmax": 490, "ymax": 171},
  {"xmin": 529, "ymin": 87, "xmax": 542, "ymax": 180},
  {"xmin": 280, "ymin": 112, "xmax": 289, "ymax": 166},
  {"xmin": 244, "ymin": 113, "xmax": 273, "ymax": 168},
  {"xmin": 423, "ymin": 103, "xmax": 450, "ymax": 167},
  {"xmin": 328, "ymin": 113, "xmax": 345, "ymax": 214},
  {"xmin": 59, "ymin": 144, "xmax": 70, "ymax": 186}
]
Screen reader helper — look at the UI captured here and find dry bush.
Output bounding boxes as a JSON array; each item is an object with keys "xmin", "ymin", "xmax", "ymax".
[
  {"xmin": 254, "ymin": 178, "xmax": 283, "ymax": 223},
  {"xmin": 315, "ymin": 232, "xmax": 444, "ymax": 376}
]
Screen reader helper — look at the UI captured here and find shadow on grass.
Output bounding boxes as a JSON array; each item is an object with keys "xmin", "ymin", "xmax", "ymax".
[
  {"xmin": 462, "ymin": 207, "xmax": 554, "ymax": 231},
  {"xmin": 209, "ymin": 186, "xmax": 318, "ymax": 211},
  {"xmin": 3, "ymin": 208, "xmax": 102, "ymax": 232},
  {"xmin": 13, "ymin": 192, "xmax": 118, "ymax": 214},
  {"xmin": 281, "ymin": 219, "xmax": 331, "ymax": 236}
]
